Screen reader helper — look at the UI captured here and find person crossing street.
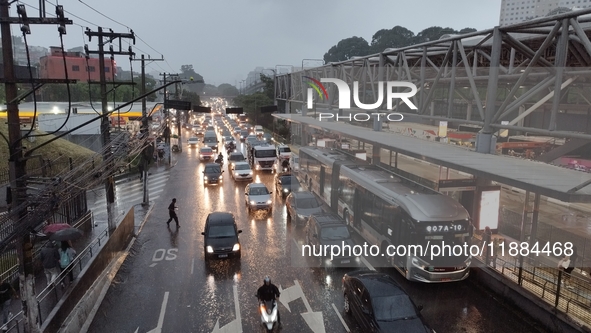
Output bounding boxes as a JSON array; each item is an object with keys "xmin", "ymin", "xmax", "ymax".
[{"xmin": 166, "ymin": 198, "xmax": 180, "ymax": 228}]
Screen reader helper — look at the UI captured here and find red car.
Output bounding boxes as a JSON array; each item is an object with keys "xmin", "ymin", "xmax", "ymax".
[{"xmin": 199, "ymin": 147, "xmax": 214, "ymax": 161}]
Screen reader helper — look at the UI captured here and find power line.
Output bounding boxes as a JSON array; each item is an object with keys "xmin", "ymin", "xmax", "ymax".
[
  {"xmin": 44, "ymin": 0, "xmax": 100, "ymax": 27},
  {"xmin": 77, "ymin": 0, "xmax": 130, "ymax": 30}
]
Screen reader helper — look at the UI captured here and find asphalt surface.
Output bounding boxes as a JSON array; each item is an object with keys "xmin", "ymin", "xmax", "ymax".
[{"xmin": 87, "ymin": 131, "xmax": 549, "ymax": 333}]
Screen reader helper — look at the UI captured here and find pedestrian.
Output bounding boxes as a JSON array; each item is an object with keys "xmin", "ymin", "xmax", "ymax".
[
  {"xmin": 0, "ymin": 280, "xmax": 16, "ymax": 331},
  {"xmin": 558, "ymin": 254, "xmax": 572, "ymax": 288},
  {"xmin": 58, "ymin": 241, "xmax": 76, "ymax": 286},
  {"xmin": 40, "ymin": 241, "xmax": 60, "ymax": 285},
  {"xmin": 166, "ymin": 198, "xmax": 179, "ymax": 228}
]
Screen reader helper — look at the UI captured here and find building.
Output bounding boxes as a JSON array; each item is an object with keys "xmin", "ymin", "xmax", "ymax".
[
  {"xmin": 39, "ymin": 46, "xmax": 116, "ymax": 82},
  {"xmin": 499, "ymin": 0, "xmax": 591, "ymax": 26},
  {"xmin": 9, "ymin": 36, "xmax": 49, "ymax": 66}
]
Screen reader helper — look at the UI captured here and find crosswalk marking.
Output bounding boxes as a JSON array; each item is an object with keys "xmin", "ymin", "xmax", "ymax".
[{"xmin": 88, "ymin": 171, "xmax": 170, "ymax": 212}]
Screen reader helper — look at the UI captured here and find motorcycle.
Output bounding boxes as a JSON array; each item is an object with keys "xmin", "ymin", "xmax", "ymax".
[
  {"xmin": 172, "ymin": 144, "xmax": 179, "ymax": 152},
  {"xmin": 257, "ymin": 296, "xmax": 279, "ymax": 332},
  {"xmin": 215, "ymin": 156, "xmax": 224, "ymax": 166}
]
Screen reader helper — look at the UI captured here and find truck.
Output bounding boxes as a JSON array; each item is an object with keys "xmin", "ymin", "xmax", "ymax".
[{"xmin": 251, "ymin": 144, "xmax": 276, "ymax": 171}]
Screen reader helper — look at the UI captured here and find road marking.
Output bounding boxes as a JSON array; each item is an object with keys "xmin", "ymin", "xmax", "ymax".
[
  {"xmin": 331, "ymin": 303, "xmax": 350, "ymax": 332},
  {"xmin": 359, "ymin": 256, "xmax": 376, "ymax": 271},
  {"xmin": 294, "ymin": 280, "xmax": 312, "ymax": 312},
  {"xmin": 150, "ymin": 263, "xmax": 157, "ymax": 267},
  {"xmin": 279, "ymin": 280, "xmax": 326, "ymax": 333},
  {"xmin": 191, "ymin": 259, "xmax": 194, "ymax": 274},
  {"xmin": 211, "ymin": 285, "xmax": 242, "ymax": 333},
  {"xmin": 145, "ymin": 291, "xmax": 169, "ymax": 333}
]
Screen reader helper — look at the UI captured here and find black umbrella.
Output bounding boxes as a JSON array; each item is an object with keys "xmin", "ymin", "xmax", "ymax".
[{"xmin": 49, "ymin": 228, "xmax": 83, "ymax": 242}]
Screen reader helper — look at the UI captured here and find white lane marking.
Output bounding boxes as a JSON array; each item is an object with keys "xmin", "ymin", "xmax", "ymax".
[
  {"xmin": 190, "ymin": 259, "xmax": 194, "ymax": 274},
  {"xmin": 146, "ymin": 291, "xmax": 169, "ymax": 333},
  {"xmin": 234, "ymin": 285, "xmax": 242, "ymax": 332},
  {"xmin": 331, "ymin": 302, "xmax": 350, "ymax": 332},
  {"xmin": 359, "ymin": 256, "xmax": 376, "ymax": 271},
  {"xmin": 294, "ymin": 280, "xmax": 312, "ymax": 312}
]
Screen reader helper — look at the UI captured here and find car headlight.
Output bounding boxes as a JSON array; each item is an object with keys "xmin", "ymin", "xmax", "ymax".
[
  {"xmin": 266, "ymin": 199, "xmax": 272, "ymax": 204},
  {"xmin": 249, "ymin": 171, "xmax": 253, "ymax": 175},
  {"xmin": 232, "ymin": 243, "xmax": 240, "ymax": 251},
  {"xmin": 204, "ymin": 176, "xmax": 208, "ymax": 180},
  {"xmin": 283, "ymin": 189, "xmax": 288, "ymax": 193},
  {"xmin": 235, "ymin": 172, "xmax": 239, "ymax": 176},
  {"xmin": 256, "ymin": 165, "xmax": 261, "ymax": 170},
  {"xmin": 206, "ymin": 246, "xmax": 213, "ymax": 253},
  {"xmin": 199, "ymin": 154, "xmax": 203, "ymax": 158},
  {"xmin": 250, "ymin": 200, "xmax": 256, "ymax": 205}
]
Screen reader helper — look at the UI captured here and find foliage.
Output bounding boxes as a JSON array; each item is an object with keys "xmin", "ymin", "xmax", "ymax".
[
  {"xmin": 323, "ymin": 36, "xmax": 370, "ymax": 63},
  {"xmin": 324, "ymin": 25, "xmax": 478, "ymax": 63},
  {"xmin": 259, "ymin": 74, "xmax": 274, "ymax": 100},
  {"xmin": 218, "ymin": 83, "xmax": 239, "ymax": 96},
  {"xmin": 233, "ymin": 92, "xmax": 274, "ymax": 128},
  {"xmin": 180, "ymin": 64, "xmax": 205, "ymax": 94},
  {"xmin": 181, "ymin": 91, "xmax": 201, "ymax": 109}
]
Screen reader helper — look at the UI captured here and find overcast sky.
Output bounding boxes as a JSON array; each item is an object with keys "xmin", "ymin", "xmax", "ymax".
[{"xmin": 15, "ymin": 0, "xmax": 501, "ymax": 86}]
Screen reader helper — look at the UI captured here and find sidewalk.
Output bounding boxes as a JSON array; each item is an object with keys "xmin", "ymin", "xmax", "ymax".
[{"xmin": 3, "ymin": 161, "xmax": 170, "ymax": 332}]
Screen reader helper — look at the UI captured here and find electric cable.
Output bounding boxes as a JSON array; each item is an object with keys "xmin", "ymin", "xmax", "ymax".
[{"xmin": 77, "ymin": 0, "xmax": 130, "ymax": 30}]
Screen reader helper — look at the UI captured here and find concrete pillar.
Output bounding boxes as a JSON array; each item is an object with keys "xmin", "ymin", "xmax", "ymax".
[{"xmin": 467, "ymin": 103, "xmax": 472, "ymax": 121}]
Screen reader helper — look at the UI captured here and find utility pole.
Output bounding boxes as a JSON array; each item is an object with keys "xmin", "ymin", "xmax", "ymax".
[
  {"xmin": 132, "ymin": 54, "xmax": 163, "ymax": 205},
  {"xmin": 85, "ymin": 27, "xmax": 135, "ymax": 232},
  {"xmin": 174, "ymin": 76, "xmax": 182, "ymax": 153},
  {"xmin": 160, "ymin": 72, "xmax": 180, "ymax": 166},
  {"xmin": 1, "ymin": 3, "xmax": 72, "ymax": 332}
]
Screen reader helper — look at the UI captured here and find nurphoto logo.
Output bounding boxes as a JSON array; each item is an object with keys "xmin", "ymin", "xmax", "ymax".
[{"xmin": 304, "ymin": 76, "xmax": 418, "ymax": 122}]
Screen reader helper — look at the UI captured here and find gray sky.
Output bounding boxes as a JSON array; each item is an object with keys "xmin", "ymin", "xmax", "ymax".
[{"xmin": 16, "ymin": 0, "xmax": 501, "ymax": 86}]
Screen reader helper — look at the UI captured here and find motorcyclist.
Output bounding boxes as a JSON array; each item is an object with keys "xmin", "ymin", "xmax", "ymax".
[
  {"xmin": 257, "ymin": 276, "xmax": 282, "ymax": 328},
  {"xmin": 215, "ymin": 152, "xmax": 223, "ymax": 164}
]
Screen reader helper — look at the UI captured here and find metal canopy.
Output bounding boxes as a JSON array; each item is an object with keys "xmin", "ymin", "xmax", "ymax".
[{"xmin": 275, "ymin": 113, "xmax": 591, "ymax": 203}]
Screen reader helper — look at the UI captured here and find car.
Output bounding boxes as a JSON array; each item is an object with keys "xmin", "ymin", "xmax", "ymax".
[
  {"xmin": 231, "ymin": 162, "xmax": 253, "ymax": 181},
  {"xmin": 199, "ymin": 147, "xmax": 214, "ymax": 161},
  {"xmin": 275, "ymin": 174, "xmax": 301, "ymax": 198},
  {"xmin": 187, "ymin": 137, "xmax": 199, "ymax": 147},
  {"xmin": 240, "ymin": 130, "xmax": 249, "ymax": 141},
  {"xmin": 201, "ymin": 212, "xmax": 242, "ymax": 261},
  {"xmin": 245, "ymin": 135, "xmax": 258, "ymax": 146},
  {"xmin": 234, "ymin": 127, "xmax": 242, "ymax": 135},
  {"xmin": 304, "ymin": 213, "xmax": 357, "ymax": 267},
  {"xmin": 227, "ymin": 152, "xmax": 246, "ymax": 168},
  {"xmin": 261, "ymin": 133, "xmax": 273, "ymax": 142},
  {"xmin": 245, "ymin": 183, "xmax": 272, "ymax": 214},
  {"xmin": 342, "ymin": 271, "xmax": 433, "ymax": 333},
  {"xmin": 276, "ymin": 144, "xmax": 291, "ymax": 159},
  {"xmin": 223, "ymin": 135, "xmax": 235, "ymax": 145},
  {"xmin": 202, "ymin": 163, "xmax": 224, "ymax": 186},
  {"xmin": 286, "ymin": 191, "xmax": 323, "ymax": 226}
]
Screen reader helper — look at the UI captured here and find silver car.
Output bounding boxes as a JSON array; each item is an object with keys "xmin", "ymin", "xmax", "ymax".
[
  {"xmin": 231, "ymin": 162, "xmax": 253, "ymax": 181},
  {"xmin": 245, "ymin": 183, "xmax": 272, "ymax": 214},
  {"xmin": 286, "ymin": 191, "xmax": 323, "ymax": 226}
]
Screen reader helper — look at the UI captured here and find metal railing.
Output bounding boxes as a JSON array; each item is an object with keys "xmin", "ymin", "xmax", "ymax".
[
  {"xmin": 35, "ymin": 227, "xmax": 109, "ymax": 325},
  {"xmin": 476, "ymin": 243, "xmax": 591, "ymax": 327}
]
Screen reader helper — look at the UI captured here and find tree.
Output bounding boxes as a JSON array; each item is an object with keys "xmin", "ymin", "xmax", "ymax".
[
  {"xmin": 145, "ymin": 76, "xmax": 157, "ymax": 102},
  {"xmin": 414, "ymin": 26, "xmax": 457, "ymax": 44},
  {"xmin": 233, "ymin": 92, "xmax": 273, "ymax": 128},
  {"xmin": 259, "ymin": 74, "xmax": 274, "ymax": 100},
  {"xmin": 370, "ymin": 26, "xmax": 415, "ymax": 53},
  {"xmin": 459, "ymin": 28, "xmax": 477, "ymax": 34},
  {"xmin": 218, "ymin": 83, "xmax": 239, "ymax": 97},
  {"xmin": 323, "ymin": 36, "xmax": 370, "ymax": 63},
  {"xmin": 181, "ymin": 91, "xmax": 201, "ymax": 109}
]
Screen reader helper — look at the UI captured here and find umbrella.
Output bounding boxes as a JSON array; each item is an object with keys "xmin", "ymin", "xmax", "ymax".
[
  {"xmin": 43, "ymin": 223, "xmax": 73, "ymax": 234},
  {"xmin": 49, "ymin": 228, "xmax": 83, "ymax": 242}
]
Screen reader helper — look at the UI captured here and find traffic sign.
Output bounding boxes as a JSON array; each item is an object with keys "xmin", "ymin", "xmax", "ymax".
[
  {"xmin": 226, "ymin": 107, "xmax": 243, "ymax": 114},
  {"xmin": 164, "ymin": 100, "xmax": 192, "ymax": 110},
  {"xmin": 194, "ymin": 106, "xmax": 212, "ymax": 113}
]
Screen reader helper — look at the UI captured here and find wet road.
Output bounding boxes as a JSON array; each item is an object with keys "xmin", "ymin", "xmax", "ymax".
[{"xmin": 87, "ymin": 131, "xmax": 548, "ymax": 333}]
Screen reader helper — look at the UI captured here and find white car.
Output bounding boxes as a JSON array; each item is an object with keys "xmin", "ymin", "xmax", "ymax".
[
  {"xmin": 244, "ymin": 183, "xmax": 272, "ymax": 214},
  {"xmin": 188, "ymin": 137, "xmax": 199, "ymax": 147},
  {"xmin": 231, "ymin": 162, "xmax": 253, "ymax": 181}
]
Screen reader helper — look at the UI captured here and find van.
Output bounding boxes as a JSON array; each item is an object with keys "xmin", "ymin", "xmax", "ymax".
[{"xmin": 203, "ymin": 131, "xmax": 219, "ymax": 151}]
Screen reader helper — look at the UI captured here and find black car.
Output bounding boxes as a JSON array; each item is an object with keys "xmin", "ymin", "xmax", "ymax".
[
  {"xmin": 275, "ymin": 174, "xmax": 301, "ymax": 198},
  {"xmin": 343, "ymin": 271, "xmax": 433, "ymax": 333},
  {"xmin": 202, "ymin": 163, "xmax": 224, "ymax": 186},
  {"xmin": 304, "ymin": 213, "xmax": 357, "ymax": 267},
  {"xmin": 201, "ymin": 212, "xmax": 242, "ymax": 261}
]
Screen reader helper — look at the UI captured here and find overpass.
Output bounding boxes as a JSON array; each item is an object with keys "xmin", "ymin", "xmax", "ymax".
[{"xmin": 274, "ymin": 9, "xmax": 591, "ymax": 154}]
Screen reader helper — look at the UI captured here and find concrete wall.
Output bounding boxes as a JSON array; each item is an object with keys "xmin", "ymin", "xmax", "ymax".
[{"xmin": 42, "ymin": 207, "xmax": 135, "ymax": 333}]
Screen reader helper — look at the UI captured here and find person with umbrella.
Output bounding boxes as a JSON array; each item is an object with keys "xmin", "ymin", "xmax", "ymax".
[
  {"xmin": 40, "ymin": 241, "xmax": 60, "ymax": 285},
  {"xmin": 58, "ymin": 242, "xmax": 76, "ymax": 286}
]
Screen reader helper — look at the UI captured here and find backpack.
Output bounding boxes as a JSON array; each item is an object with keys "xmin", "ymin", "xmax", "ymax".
[{"xmin": 60, "ymin": 250, "xmax": 70, "ymax": 268}]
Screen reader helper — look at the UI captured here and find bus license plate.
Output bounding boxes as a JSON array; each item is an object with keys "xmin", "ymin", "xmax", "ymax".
[
  {"xmin": 341, "ymin": 260, "xmax": 350, "ymax": 264},
  {"xmin": 218, "ymin": 254, "xmax": 228, "ymax": 258}
]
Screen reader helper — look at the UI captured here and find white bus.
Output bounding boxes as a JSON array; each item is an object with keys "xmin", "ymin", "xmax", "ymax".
[
  {"xmin": 252, "ymin": 144, "xmax": 277, "ymax": 171},
  {"xmin": 299, "ymin": 146, "xmax": 471, "ymax": 283}
]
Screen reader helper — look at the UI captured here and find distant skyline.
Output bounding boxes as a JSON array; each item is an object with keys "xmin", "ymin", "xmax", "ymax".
[{"xmin": 12, "ymin": 0, "xmax": 501, "ymax": 85}]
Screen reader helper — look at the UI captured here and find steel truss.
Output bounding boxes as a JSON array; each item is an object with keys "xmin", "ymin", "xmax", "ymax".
[{"xmin": 276, "ymin": 9, "xmax": 591, "ymax": 140}]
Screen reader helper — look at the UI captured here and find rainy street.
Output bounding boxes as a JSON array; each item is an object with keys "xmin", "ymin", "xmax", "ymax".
[{"xmin": 87, "ymin": 137, "xmax": 548, "ymax": 333}]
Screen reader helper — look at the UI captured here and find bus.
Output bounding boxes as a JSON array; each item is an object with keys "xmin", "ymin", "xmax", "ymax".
[{"xmin": 299, "ymin": 147, "xmax": 471, "ymax": 283}]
